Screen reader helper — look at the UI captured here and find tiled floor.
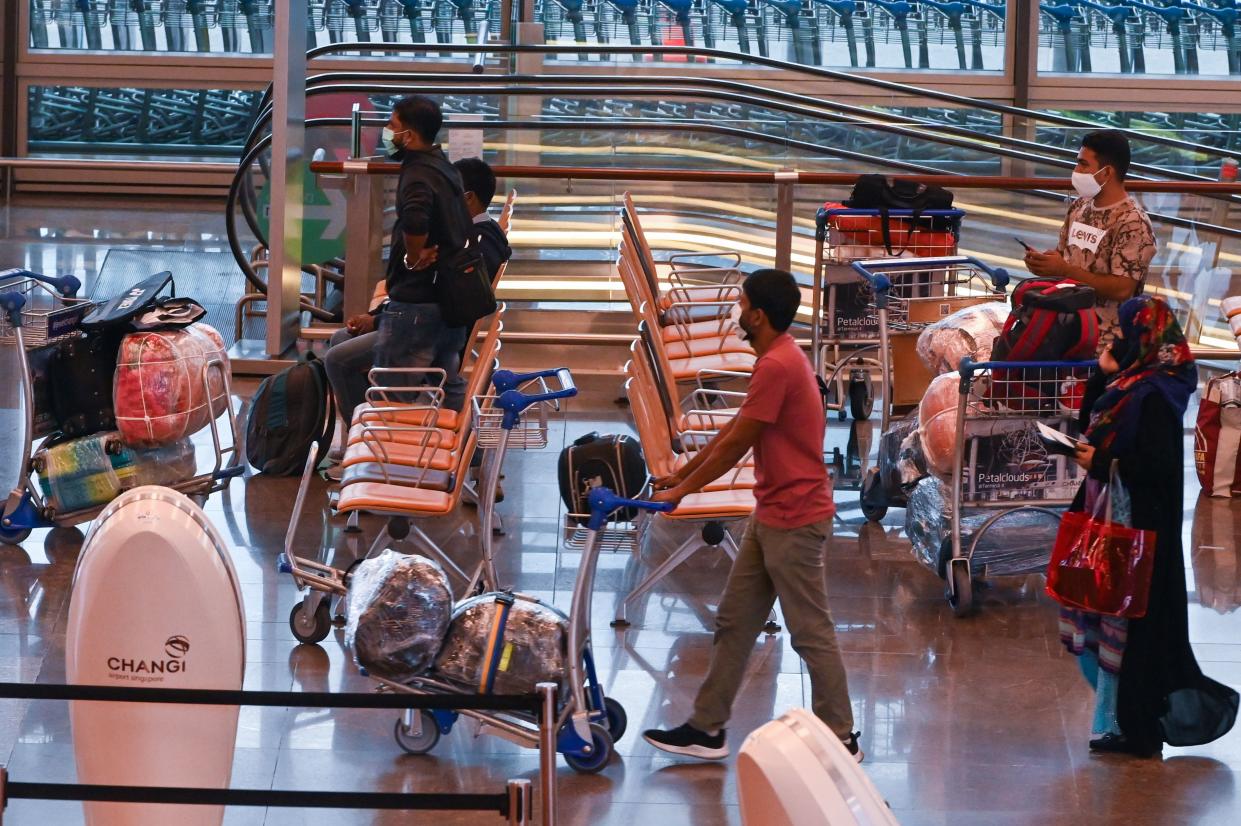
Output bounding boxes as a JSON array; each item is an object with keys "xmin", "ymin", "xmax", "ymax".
[{"xmin": 1, "ymin": 201, "xmax": 1240, "ymax": 824}]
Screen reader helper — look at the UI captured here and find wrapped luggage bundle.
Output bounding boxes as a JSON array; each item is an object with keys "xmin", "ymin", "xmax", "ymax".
[
  {"xmin": 113, "ymin": 323, "xmax": 229, "ymax": 447},
  {"xmin": 905, "ymin": 476, "xmax": 1063, "ymax": 578},
  {"xmin": 918, "ymin": 371, "xmax": 975, "ymax": 477},
  {"xmin": 876, "ymin": 413, "xmax": 924, "ymax": 495},
  {"xmin": 915, "ymin": 302, "xmax": 1008, "ymax": 376},
  {"xmin": 345, "ymin": 550, "xmax": 453, "ymax": 682},
  {"xmin": 435, "ymin": 593, "xmax": 569, "ymax": 695},
  {"xmin": 36, "ymin": 433, "xmax": 196, "ymax": 515}
]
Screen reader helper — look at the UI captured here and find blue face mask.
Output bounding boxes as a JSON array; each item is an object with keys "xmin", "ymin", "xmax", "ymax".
[{"xmin": 381, "ymin": 126, "xmax": 408, "ymax": 157}]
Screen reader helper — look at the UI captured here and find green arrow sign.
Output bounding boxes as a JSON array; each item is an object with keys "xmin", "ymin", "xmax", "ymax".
[{"xmin": 256, "ymin": 166, "xmax": 347, "ymax": 265}]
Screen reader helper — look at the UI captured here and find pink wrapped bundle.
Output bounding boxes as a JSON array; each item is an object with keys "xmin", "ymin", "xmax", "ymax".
[
  {"xmin": 113, "ymin": 324, "xmax": 228, "ymax": 446},
  {"xmin": 918, "ymin": 372, "xmax": 965, "ymax": 477},
  {"xmin": 915, "ymin": 302, "xmax": 1008, "ymax": 376}
]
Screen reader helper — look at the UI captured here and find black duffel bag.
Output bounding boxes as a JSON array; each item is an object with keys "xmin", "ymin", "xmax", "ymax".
[{"xmin": 844, "ymin": 174, "xmax": 956, "ymax": 254}]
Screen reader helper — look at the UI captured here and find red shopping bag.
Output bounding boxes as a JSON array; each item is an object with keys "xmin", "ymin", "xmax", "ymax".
[{"xmin": 1046, "ymin": 510, "xmax": 1156, "ymax": 618}]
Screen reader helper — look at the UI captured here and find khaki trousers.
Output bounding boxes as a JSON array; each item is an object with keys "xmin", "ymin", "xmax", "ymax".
[{"xmin": 689, "ymin": 518, "xmax": 854, "ymax": 738}]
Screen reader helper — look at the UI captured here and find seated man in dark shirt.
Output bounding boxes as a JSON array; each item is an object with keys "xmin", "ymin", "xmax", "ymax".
[
  {"xmin": 373, "ymin": 94, "xmax": 476, "ymax": 413},
  {"xmin": 453, "ymin": 157, "xmax": 513, "ymax": 281}
]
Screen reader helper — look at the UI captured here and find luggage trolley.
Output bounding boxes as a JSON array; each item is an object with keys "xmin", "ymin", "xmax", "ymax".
[
  {"xmin": 374, "ymin": 487, "xmax": 673, "ymax": 774},
  {"xmin": 279, "ymin": 367, "xmax": 576, "ymax": 641},
  {"xmin": 0, "ymin": 270, "xmax": 243, "ymax": 546},
  {"xmin": 847, "ymin": 254, "xmax": 1009, "ymax": 433},
  {"xmin": 811, "ymin": 206, "xmax": 965, "ymax": 424},
  {"xmin": 942, "ymin": 357, "xmax": 1096, "ymax": 617}
]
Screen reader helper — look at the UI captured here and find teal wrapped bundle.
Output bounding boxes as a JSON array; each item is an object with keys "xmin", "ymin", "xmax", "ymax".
[{"xmin": 36, "ymin": 433, "xmax": 135, "ymax": 515}]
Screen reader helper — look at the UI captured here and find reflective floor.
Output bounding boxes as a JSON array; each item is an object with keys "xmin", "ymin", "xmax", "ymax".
[
  {"xmin": 1, "ymin": 202, "xmax": 1240, "ymax": 824},
  {"xmin": 0, "ymin": 378, "xmax": 1240, "ymax": 826}
]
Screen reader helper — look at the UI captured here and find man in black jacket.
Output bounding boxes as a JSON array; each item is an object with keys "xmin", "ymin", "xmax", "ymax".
[
  {"xmin": 374, "ymin": 95, "xmax": 474, "ymax": 412},
  {"xmin": 453, "ymin": 157, "xmax": 513, "ymax": 281}
]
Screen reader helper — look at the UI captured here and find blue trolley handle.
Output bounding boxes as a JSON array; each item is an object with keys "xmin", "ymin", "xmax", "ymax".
[
  {"xmin": 850, "ymin": 255, "xmax": 1011, "ymax": 291},
  {"xmin": 0, "ymin": 269, "xmax": 82, "ymax": 299},
  {"xmin": 0, "ymin": 291, "xmax": 26, "ymax": 328},
  {"xmin": 494, "ymin": 368, "xmax": 578, "ymax": 429},
  {"xmin": 959, "ymin": 357, "xmax": 1099, "ymax": 377},
  {"xmin": 586, "ymin": 486, "xmax": 675, "ymax": 531},
  {"xmin": 491, "ymin": 366, "xmax": 576, "ymax": 395}
]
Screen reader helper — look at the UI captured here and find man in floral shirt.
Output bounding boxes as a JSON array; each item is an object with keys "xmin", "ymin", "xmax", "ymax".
[{"xmin": 1025, "ymin": 130, "xmax": 1157, "ymax": 352}]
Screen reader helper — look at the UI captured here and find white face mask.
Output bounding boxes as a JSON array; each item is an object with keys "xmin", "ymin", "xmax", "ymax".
[
  {"xmin": 1071, "ymin": 167, "xmax": 1106, "ymax": 199},
  {"xmin": 381, "ymin": 126, "xmax": 408, "ymax": 157}
]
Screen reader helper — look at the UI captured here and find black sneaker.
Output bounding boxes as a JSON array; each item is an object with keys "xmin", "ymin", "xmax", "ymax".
[
  {"xmin": 843, "ymin": 731, "xmax": 864, "ymax": 764},
  {"xmin": 642, "ymin": 723, "xmax": 729, "ymax": 760}
]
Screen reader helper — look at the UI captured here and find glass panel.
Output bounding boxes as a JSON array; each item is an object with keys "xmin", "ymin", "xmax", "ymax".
[
  {"xmin": 25, "ymin": 0, "xmax": 499, "ymax": 54},
  {"xmin": 538, "ymin": 0, "xmax": 1008, "ymax": 71},
  {"xmin": 1038, "ymin": 3, "xmax": 1241, "ymax": 77},
  {"xmin": 26, "ymin": 85, "xmax": 261, "ymax": 158},
  {"xmin": 227, "ymin": 90, "xmax": 1239, "ymax": 331},
  {"xmin": 1030, "ymin": 110, "xmax": 1241, "ymax": 178}
]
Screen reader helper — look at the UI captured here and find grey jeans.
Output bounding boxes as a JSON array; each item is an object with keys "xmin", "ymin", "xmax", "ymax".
[
  {"xmin": 690, "ymin": 518, "xmax": 854, "ymax": 739},
  {"xmin": 323, "ymin": 327, "xmax": 377, "ymax": 426}
]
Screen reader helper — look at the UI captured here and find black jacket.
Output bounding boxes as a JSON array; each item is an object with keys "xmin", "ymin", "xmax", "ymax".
[
  {"xmin": 1073, "ymin": 374, "xmax": 1238, "ymax": 751},
  {"xmin": 386, "ymin": 147, "xmax": 474, "ymax": 304},
  {"xmin": 473, "ymin": 217, "xmax": 513, "ymax": 284}
]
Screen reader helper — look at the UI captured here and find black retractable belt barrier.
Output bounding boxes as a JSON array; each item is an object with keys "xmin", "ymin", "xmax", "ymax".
[{"xmin": 0, "ymin": 682, "xmax": 549, "ymax": 825}]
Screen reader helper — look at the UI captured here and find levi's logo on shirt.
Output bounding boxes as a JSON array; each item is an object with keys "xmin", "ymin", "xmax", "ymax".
[{"xmin": 1068, "ymin": 221, "xmax": 1106, "ymax": 253}]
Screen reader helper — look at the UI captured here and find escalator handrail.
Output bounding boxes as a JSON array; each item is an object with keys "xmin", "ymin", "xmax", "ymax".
[
  {"xmin": 292, "ymin": 42, "xmax": 1241, "ymax": 166},
  {"xmin": 308, "ymin": 159, "xmax": 1241, "ymax": 196},
  {"xmin": 244, "ymin": 78, "xmax": 1241, "ymax": 202},
  {"xmin": 283, "ymin": 71, "xmax": 1236, "ymax": 189}
]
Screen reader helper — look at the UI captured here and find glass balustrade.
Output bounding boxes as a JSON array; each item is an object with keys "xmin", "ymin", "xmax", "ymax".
[
  {"xmin": 1038, "ymin": 1, "xmax": 1241, "ymax": 77},
  {"xmin": 27, "ymin": 85, "xmax": 261, "ymax": 157}
]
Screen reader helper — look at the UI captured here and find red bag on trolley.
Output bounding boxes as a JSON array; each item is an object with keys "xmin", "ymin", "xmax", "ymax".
[
  {"xmin": 113, "ymin": 323, "xmax": 229, "ymax": 447},
  {"xmin": 821, "ymin": 200, "xmax": 957, "ymax": 258},
  {"xmin": 1046, "ymin": 479, "xmax": 1156, "ymax": 618}
]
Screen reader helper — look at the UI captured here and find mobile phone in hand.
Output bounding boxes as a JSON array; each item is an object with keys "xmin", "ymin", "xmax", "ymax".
[{"xmin": 1015, "ymin": 237, "xmax": 1034, "ymax": 252}]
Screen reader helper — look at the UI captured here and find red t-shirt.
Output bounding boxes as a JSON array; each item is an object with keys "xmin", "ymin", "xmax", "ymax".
[{"xmin": 738, "ymin": 333, "xmax": 834, "ymax": 528}]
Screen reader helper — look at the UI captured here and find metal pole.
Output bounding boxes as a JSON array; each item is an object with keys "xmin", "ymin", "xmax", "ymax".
[
  {"xmin": 267, "ymin": 0, "xmax": 308, "ymax": 357},
  {"xmin": 773, "ymin": 171, "xmax": 796, "ymax": 272},
  {"xmin": 536, "ymin": 682, "xmax": 557, "ymax": 826},
  {"xmin": 1011, "ymin": 0, "xmax": 1033, "ymax": 110},
  {"xmin": 338, "ymin": 161, "xmax": 383, "ymax": 320},
  {"xmin": 507, "ymin": 778, "xmax": 533, "ymax": 826}
]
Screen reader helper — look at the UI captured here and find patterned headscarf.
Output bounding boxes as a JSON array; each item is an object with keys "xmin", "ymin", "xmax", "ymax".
[{"xmin": 1085, "ymin": 295, "xmax": 1196, "ymax": 453}]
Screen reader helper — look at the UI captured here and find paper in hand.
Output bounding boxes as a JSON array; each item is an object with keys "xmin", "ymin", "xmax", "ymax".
[{"xmin": 1036, "ymin": 422, "xmax": 1084, "ymax": 456}]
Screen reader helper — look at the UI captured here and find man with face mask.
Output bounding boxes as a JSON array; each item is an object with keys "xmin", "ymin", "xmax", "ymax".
[
  {"xmin": 1025, "ymin": 129, "xmax": 1156, "ymax": 351},
  {"xmin": 371, "ymin": 94, "xmax": 476, "ymax": 413},
  {"xmin": 642, "ymin": 269, "xmax": 860, "ymax": 764}
]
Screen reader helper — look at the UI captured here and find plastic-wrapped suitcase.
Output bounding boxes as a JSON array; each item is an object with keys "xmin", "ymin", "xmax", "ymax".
[
  {"xmin": 434, "ymin": 592, "xmax": 569, "ymax": 696},
  {"xmin": 113, "ymin": 323, "xmax": 229, "ymax": 446},
  {"xmin": 35, "ymin": 433, "xmax": 134, "ymax": 515},
  {"xmin": 35, "ymin": 433, "xmax": 196, "ymax": 515},
  {"xmin": 737, "ymin": 708, "xmax": 898, "ymax": 826},
  {"xmin": 345, "ymin": 550, "xmax": 453, "ymax": 682}
]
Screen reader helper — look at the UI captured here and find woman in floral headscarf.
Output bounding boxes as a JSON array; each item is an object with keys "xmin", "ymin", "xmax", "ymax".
[{"xmin": 1062, "ymin": 295, "xmax": 1238, "ymax": 757}]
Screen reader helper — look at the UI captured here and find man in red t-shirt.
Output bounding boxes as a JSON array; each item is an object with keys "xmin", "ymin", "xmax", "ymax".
[{"xmin": 642, "ymin": 269, "xmax": 860, "ymax": 763}]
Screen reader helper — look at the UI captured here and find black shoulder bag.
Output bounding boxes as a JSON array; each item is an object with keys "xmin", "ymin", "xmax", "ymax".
[{"xmin": 414, "ymin": 158, "xmax": 497, "ymax": 328}]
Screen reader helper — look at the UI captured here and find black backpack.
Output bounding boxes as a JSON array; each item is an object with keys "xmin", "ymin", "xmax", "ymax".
[
  {"xmin": 558, "ymin": 432, "xmax": 648, "ymax": 525},
  {"xmin": 844, "ymin": 174, "xmax": 955, "ymax": 253},
  {"xmin": 988, "ymin": 279, "xmax": 1099, "ymax": 412},
  {"xmin": 245, "ymin": 353, "xmax": 336, "ymax": 475}
]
